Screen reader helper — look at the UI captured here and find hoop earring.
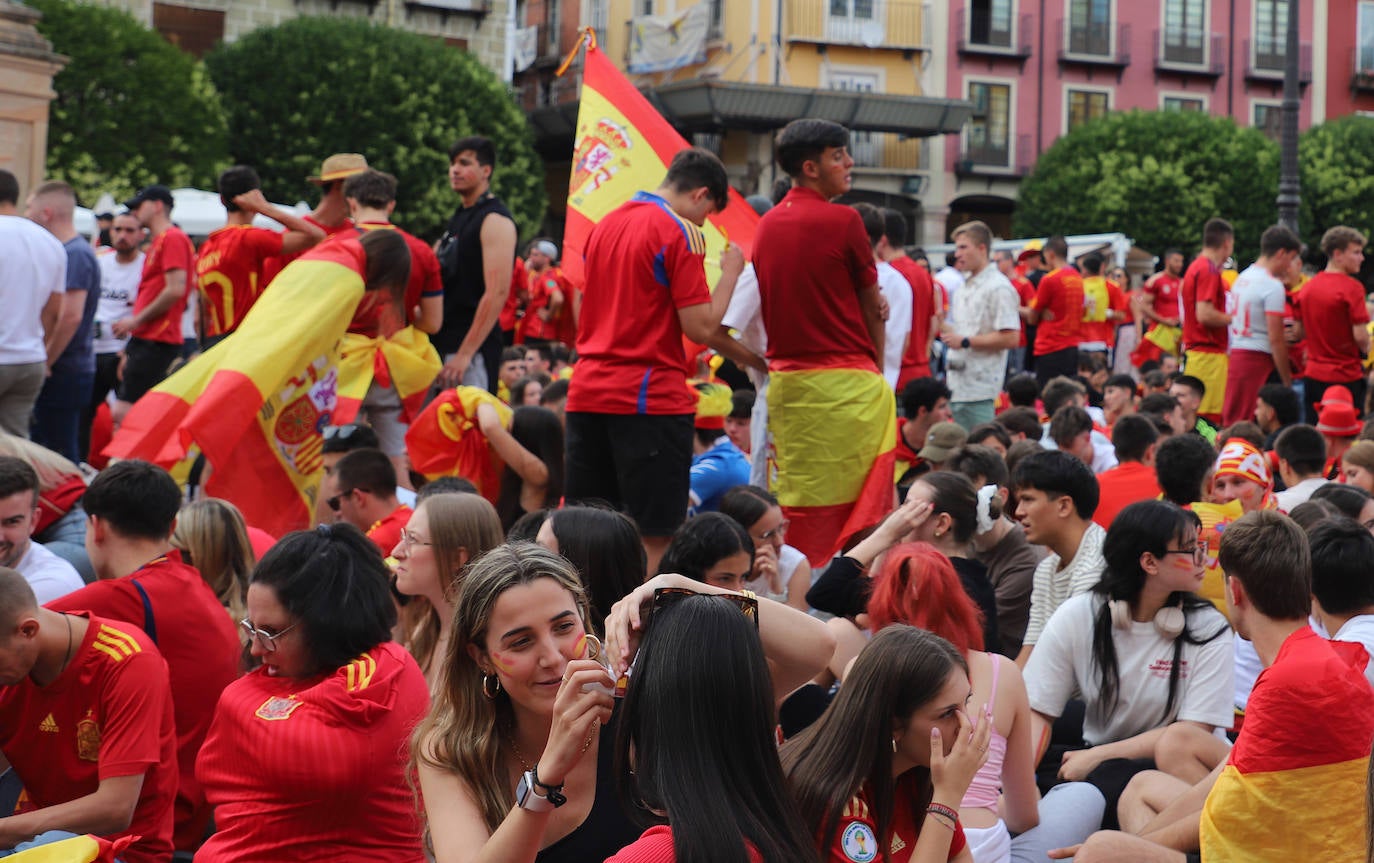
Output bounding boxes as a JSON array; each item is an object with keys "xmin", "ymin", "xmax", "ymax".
[
  {"xmin": 892, "ymin": 737, "xmax": 898, "ymax": 754},
  {"xmin": 482, "ymin": 673, "xmax": 501, "ymax": 699}
]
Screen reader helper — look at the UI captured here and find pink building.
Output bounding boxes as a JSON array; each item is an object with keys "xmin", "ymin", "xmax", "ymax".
[{"xmin": 928, "ymin": 0, "xmax": 1316, "ymax": 241}]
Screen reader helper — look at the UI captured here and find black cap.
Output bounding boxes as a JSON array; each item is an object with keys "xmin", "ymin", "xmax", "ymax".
[{"xmin": 123, "ymin": 184, "xmax": 174, "ymax": 211}]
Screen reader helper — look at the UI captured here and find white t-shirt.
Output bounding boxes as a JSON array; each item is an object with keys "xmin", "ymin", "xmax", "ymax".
[
  {"xmin": 1228, "ymin": 263, "xmax": 1286, "ymax": 353},
  {"xmin": 946, "ymin": 264, "xmax": 1021, "ymax": 404},
  {"xmin": 1023, "ymin": 521, "xmax": 1107, "ymax": 646},
  {"xmin": 14, "ymin": 540, "xmax": 84, "ymax": 605},
  {"xmin": 721, "ymin": 263, "xmax": 772, "ymax": 486},
  {"xmin": 1025, "ymin": 592, "xmax": 1235, "ymax": 745},
  {"xmin": 1274, "ymin": 476, "xmax": 1328, "ymax": 513},
  {"xmin": 1316, "ymin": 614, "xmax": 1374, "ymax": 689},
  {"xmin": 94, "ymin": 249, "xmax": 143, "ymax": 355},
  {"xmin": 0, "ymin": 215, "xmax": 67, "ymax": 365},
  {"xmin": 877, "ymin": 260, "xmax": 912, "ymax": 390},
  {"xmin": 935, "ymin": 266, "xmax": 965, "ymax": 318}
]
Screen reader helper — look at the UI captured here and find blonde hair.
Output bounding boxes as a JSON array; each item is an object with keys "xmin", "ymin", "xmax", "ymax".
[
  {"xmin": 401, "ymin": 493, "xmax": 504, "ymax": 676},
  {"xmin": 170, "ymin": 498, "xmax": 253, "ymax": 624},
  {"xmin": 1344, "ymin": 440, "xmax": 1374, "ymax": 474},
  {"xmin": 410, "ymin": 543, "xmax": 595, "ymax": 837},
  {"xmin": 0, "ymin": 433, "xmax": 81, "ymax": 492}
]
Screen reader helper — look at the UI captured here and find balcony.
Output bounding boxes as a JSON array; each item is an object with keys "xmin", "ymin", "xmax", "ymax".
[
  {"xmin": 786, "ymin": 0, "xmax": 929, "ymax": 54},
  {"xmin": 849, "ymin": 132, "xmax": 925, "ymax": 170},
  {"xmin": 401, "ymin": 0, "xmax": 489, "ymax": 18},
  {"xmin": 1058, "ymin": 20, "xmax": 1130, "ymax": 68},
  {"xmin": 957, "ymin": 133, "xmax": 1033, "ymax": 177},
  {"xmin": 1352, "ymin": 47, "xmax": 1374, "ymax": 92},
  {"xmin": 954, "ymin": 8, "xmax": 1032, "ymax": 59},
  {"xmin": 1245, "ymin": 38, "xmax": 1312, "ymax": 84},
  {"xmin": 1154, "ymin": 30, "xmax": 1224, "ymax": 76}
]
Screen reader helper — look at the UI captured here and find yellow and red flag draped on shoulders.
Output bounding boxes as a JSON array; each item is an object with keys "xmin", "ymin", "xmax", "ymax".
[
  {"xmin": 405, "ymin": 386, "xmax": 511, "ymax": 504},
  {"xmin": 560, "ymin": 29, "xmax": 759, "ymax": 292},
  {"xmin": 1200, "ymin": 627, "xmax": 1374, "ymax": 862},
  {"xmin": 105, "ymin": 236, "xmax": 372, "ymax": 537},
  {"xmin": 333, "ymin": 327, "xmax": 441, "ymax": 427},
  {"xmin": 8, "ymin": 833, "xmax": 132, "ymax": 862}
]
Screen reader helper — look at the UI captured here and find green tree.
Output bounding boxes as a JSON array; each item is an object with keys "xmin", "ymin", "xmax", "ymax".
[
  {"xmin": 206, "ymin": 18, "xmax": 545, "ymax": 241},
  {"xmin": 1014, "ymin": 110, "xmax": 1279, "ymax": 263},
  {"xmin": 1299, "ymin": 115, "xmax": 1374, "ymax": 254},
  {"xmin": 30, "ymin": 0, "xmax": 228, "ymax": 205}
]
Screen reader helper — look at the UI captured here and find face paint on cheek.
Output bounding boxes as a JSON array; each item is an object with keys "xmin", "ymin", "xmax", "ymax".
[
  {"xmin": 574, "ymin": 633, "xmax": 589, "ymax": 660},
  {"xmin": 489, "ymin": 650, "xmax": 517, "ymax": 674}
]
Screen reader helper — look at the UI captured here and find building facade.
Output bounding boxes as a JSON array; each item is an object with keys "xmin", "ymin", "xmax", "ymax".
[{"xmin": 939, "ymin": 0, "xmax": 1320, "ymax": 239}]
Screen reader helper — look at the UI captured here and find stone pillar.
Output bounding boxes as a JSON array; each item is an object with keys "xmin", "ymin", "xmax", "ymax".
[{"xmin": 0, "ymin": 0, "xmax": 67, "ymax": 196}]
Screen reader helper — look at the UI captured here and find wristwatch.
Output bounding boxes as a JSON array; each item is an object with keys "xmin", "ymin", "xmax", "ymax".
[
  {"xmin": 516, "ymin": 769, "xmax": 566, "ymax": 811},
  {"xmin": 961, "ymin": 336, "xmax": 971, "ymax": 349}
]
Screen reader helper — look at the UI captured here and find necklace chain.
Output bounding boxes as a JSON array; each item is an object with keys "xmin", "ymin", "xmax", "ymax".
[{"xmin": 505, "ymin": 721, "xmax": 598, "ymax": 775}]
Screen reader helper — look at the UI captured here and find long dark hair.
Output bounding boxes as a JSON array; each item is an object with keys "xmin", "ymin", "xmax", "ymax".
[
  {"xmin": 496, "ymin": 406, "xmax": 564, "ymax": 529},
  {"xmin": 615, "ymin": 594, "xmax": 815, "ymax": 863},
  {"xmin": 782, "ymin": 626, "xmax": 967, "ymax": 863},
  {"xmin": 1092, "ymin": 500, "xmax": 1227, "ymax": 720},
  {"xmin": 719, "ymin": 485, "xmax": 776, "ymax": 531},
  {"xmin": 657, "ymin": 513, "xmax": 754, "ymax": 582},
  {"xmin": 548, "ymin": 505, "xmax": 646, "ymax": 626}
]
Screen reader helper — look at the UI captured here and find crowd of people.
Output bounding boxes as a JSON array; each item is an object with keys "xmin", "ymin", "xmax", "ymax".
[{"xmin": 0, "ymin": 114, "xmax": 1372, "ymax": 863}]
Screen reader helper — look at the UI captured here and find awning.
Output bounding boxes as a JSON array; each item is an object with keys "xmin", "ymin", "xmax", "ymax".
[{"xmin": 525, "ymin": 79, "xmax": 972, "ymax": 159}]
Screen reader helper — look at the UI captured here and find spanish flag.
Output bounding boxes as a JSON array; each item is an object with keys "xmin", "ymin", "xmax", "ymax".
[
  {"xmin": 333, "ymin": 326, "xmax": 442, "ymax": 427},
  {"xmin": 105, "ymin": 236, "xmax": 373, "ymax": 537},
  {"xmin": 405, "ymin": 386, "xmax": 511, "ymax": 503},
  {"xmin": 562, "ymin": 29, "xmax": 759, "ymax": 290},
  {"xmin": 1200, "ymin": 626, "xmax": 1374, "ymax": 862},
  {"xmin": 8, "ymin": 833, "xmax": 132, "ymax": 862}
]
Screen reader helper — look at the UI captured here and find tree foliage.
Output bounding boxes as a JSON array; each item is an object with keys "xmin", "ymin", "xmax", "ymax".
[
  {"xmin": 30, "ymin": 0, "xmax": 228, "ymax": 206},
  {"xmin": 206, "ymin": 17, "xmax": 545, "ymax": 241},
  {"xmin": 1013, "ymin": 110, "xmax": 1279, "ymax": 263},
  {"xmin": 1298, "ymin": 115, "xmax": 1374, "ymax": 255}
]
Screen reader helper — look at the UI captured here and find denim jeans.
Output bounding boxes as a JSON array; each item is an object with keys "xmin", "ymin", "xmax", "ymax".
[{"xmin": 32, "ymin": 369, "xmax": 95, "ymax": 464}]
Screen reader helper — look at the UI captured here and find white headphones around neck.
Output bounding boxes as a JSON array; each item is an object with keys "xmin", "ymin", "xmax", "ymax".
[{"xmin": 1109, "ymin": 598, "xmax": 1185, "ymax": 639}]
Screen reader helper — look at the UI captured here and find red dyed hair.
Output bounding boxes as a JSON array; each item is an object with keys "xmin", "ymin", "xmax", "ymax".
[{"xmin": 866, "ymin": 542, "xmax": 984, "ymax": 652}]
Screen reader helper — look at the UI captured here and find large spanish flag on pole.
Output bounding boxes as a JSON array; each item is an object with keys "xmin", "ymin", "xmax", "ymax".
[
  {"xmin": 560, "ymin": 28, "xmax": 758, "ymax": 289},
  {"xmin": 1200, "ymin": 627, "xmax": 1374, "ymax": 862},
  {"xmin": 106, "ymin": 237, "xmax": 372, "ymax": 537}
]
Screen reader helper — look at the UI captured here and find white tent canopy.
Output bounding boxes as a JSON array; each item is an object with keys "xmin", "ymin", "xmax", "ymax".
[
  {"xmin": 923, "ymin": 232, "xmax": 1139, "ymax": 268},
  {"xmin": 75, "ymin": 187, "xmax": 311, "ymax": 238}
]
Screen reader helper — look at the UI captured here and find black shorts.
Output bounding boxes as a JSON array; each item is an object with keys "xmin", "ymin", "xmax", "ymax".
[
  {"xmin": 1035, "ymin": 346, "xmax": 1079, "ymax": 387},
  {"xmin": 564, "ymin": 412, "xmax": 693, "ymax": 537},
  {"xmin": 117, "ymin": 338, "xmax": 181, "ymax": 404}
]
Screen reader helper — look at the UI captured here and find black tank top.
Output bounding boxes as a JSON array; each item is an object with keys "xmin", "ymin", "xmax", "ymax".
[
  {"xmin": 433, "ymin": 193, "xmax": 513, "ymax": 380},
  {"xmin": 535, "ymin": 710, "xmax": 641, "ymax": 863}
]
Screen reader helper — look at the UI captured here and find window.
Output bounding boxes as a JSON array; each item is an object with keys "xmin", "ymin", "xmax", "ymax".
[
  {"xmin": 638, "ymin": 0, "xmax": 653, "ymax": 16},
  {"xmin": 830, "ymin": 0, "xmax": 875, "ymax": 22},
  {"xmin": 1254, "ymin": 0, "xmax": 1288, "ymax": 71},
  {"xmin": 829, "ymin": 72, "xmax": 883, "ymax": 166},
  {"xmin": 589, "ymin": 0, "xmax": 608, "ymax": 34},
  {"xmin": 1068, "ymin": 0, "xmax": 1111, "ymax": 56},
  {"xmin": 970, "ymin": 0, "xmax": 1013, "ymax": 48},
  {"xmin": 1163, "ymin": 0, "xmax": 1205, "ymax": 64},
  {"xmin": 152, "ymin": 2, "xmax": 224, "ymax": 57},
  {"xmin": 1360, "ymin": 1, "xmax": 1374, "ymax": 73},
  {"xmin": 1067, "ymin": 89, "xmax": 1110, "ymax": 130},
  {"xmin": 546, "ymin": 0, "xmax": 560, "ymax": 54},
  {"xmin": 709, "ymin": 0, "xmax": 723, "ymax": 36},
  {"xmin": 1254, "ymin": 102, "xmax": 1282, "ymax": 140},
  {"xmin": 966, "ymin": 81, "xmax": 1012, "ymax": 166},
  {"xmin": 1163, "ymin": 95, "xmax": 1205, "ymax": 111}
]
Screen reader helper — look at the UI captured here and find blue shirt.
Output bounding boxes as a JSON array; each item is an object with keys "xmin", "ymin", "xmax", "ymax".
[
  {"xmin": 53, "ymin": 236, "xmax": 101, "ymax": 376},
  {"xmin": 689, "ymin": 436, "xmax": 751, "ymax": 515}
]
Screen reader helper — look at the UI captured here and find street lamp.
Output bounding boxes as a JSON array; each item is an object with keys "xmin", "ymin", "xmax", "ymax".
[{"xmin": 1276, "ymin": 0, "xmax": 1300, "ymax": 233}]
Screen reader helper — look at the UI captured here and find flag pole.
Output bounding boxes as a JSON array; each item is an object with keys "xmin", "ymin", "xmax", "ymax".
[{"xmin": 555, "ymin": 27, "xmax": 596, "ymax": 78}]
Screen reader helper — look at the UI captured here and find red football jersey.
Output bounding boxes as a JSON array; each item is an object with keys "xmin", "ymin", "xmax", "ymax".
[
  {"xmin": 131, "ymin": 227, "xmax": 195, "ymax": 345},
  {"xmin": 195, "ymin": 225, "xmax": 285, "ymax": 337},
  {"xmin": 1032, "ymin": 267, "xmax": 1084, "ymax": 355},
  {"xmin": 1181, "ymin": 256, "xmax": 1228, "ymax": 353},
  {"xmin": 350, "ymin": 222, "xmax": 442, "ymax": 337}
]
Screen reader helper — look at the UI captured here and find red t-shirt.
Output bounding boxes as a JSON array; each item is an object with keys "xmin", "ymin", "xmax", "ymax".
[
  {"xmin": 260, "ymin": 215, "xmax": 354, "ymax": 286},
  {"xmin": 608, "ymin": 825, "xmax": 763, "ymax": 863},
  {"xmin": 195, "ymin": 642, "xmax": 430, "ymax": 863},
  {"xmin": 132, "ymin": 226, "xmax": 195, "ymax": 344},
  {"xmin": 752, "ymin": 186, "xmax": 879, "ymax": 371},
  {"xmin": 1146, "ymin": 272, "xmax": 1183, "ymax": 323},
  {"xmin": 1284, "ymin": 288, "xmax": 1307, "ymax": 379},
  {"xmin": 1032, "ymin": 267, "xmax": 1085, "ymax": 355},
  {"xmin": 568, "ymin": 191, "xmax": 711, "ymax": 415},
  {"xmin": 521, "ymin": 266, "xmax": 569, "ymax": 343},
  {"xmin": 195, "ymin": 225, "xmax": 285, "ymax": 338},
  {"xmin": 1092, "ymin": 461, "xmax": 1163, "ymax": 528},
  {"xmin": 1181, "ymin": 256, "xmax": 1228, "ymax": 354},
  {"xmin": 1011, "ymin": 275, "xmax": 1036, "ymax": 347},
  {"xmin": 1298, "ymin": 271, "xmax": 1370, "ymax": 382},
  {"xmin": 48, "ymin": 551, "xmax": 242, "ymax": 850},
  {"xmin": 558, "ymin": 277, "xmax": 583, "ymax": 347},
  {"xmin": 349, "ymin": 223, "xmax": 442, "ymax": 337},
  {"xmin": 0, "ymin": 614, "xmax": 177, "ymax": 863},
  {"xmin": 367, "ymin": 503, "xmax": 412, "ymax": 556},
  {"xmin": 1091, "ymin": 279, "xmax": 1129, "ymax": 347},
  {"xmin": 828, "ymin": 773, "xmax": 967, "ymax": 863},
  {"xmin": 500, "ymin": 257, "xmax": 527, "ymax": 333},
  {"xmin": 892, "ymin": 255, "xmax": 936, "ymax": 384}
]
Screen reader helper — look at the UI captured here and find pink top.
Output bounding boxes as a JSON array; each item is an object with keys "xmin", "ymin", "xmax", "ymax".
[{"xmin": 960, "ymin": 652, "xmax": 1009, "ymax": 811}]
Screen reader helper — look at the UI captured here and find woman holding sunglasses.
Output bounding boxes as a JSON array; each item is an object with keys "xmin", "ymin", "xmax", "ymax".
[
  {"xmin": 412, "ymin": 545, "xmax": 834, "ymax": 863},
  {"xmin": 604, "ymin": 591, "xmax": 816, "ymax": 863},
  {"xmin": 1022, "ymin": 500, "xmax": 1232, "ymax": 820},
  {"xmin": 195, "ymin": 523, "xmax": 430, "ymax": 862}
]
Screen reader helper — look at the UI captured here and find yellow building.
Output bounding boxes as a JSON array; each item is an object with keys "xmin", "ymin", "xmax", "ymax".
[{"xmin": 521, "ymin": 0, "xmax": 969, "ymax": 243}]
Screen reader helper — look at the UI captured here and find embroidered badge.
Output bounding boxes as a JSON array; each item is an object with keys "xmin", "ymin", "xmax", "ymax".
[
  {"xmin": 76, "ymin": 712, "xmax": 101, "ymax": 761},
  {"xmin": 841, "ymin": 822, "xmax": 878, "ymax": 863},
  {"xmin": 255, "ymin": 695, "xmax": 303, "ymax": 721}
]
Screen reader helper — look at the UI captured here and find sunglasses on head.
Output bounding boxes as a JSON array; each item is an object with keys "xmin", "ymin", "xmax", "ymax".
[{"xmin": 648, "ymin": 587, "xmax": 758, "ymax": 629}]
